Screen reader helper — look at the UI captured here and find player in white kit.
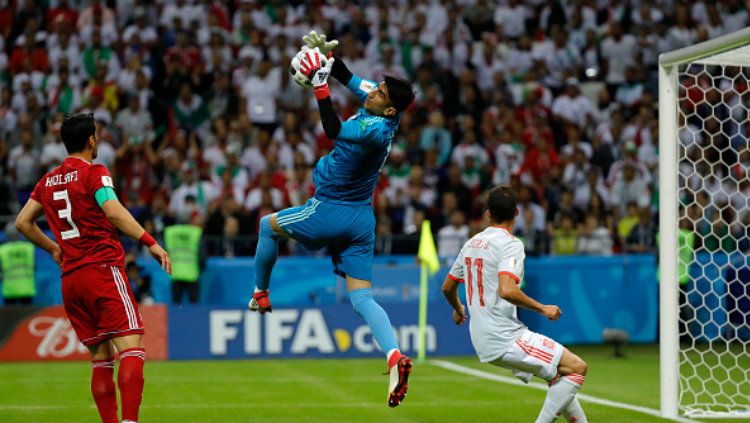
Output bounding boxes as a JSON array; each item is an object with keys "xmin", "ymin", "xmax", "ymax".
[{"xmin": 442, "ymin": 186, "xmax": 589, "ymax": 423}]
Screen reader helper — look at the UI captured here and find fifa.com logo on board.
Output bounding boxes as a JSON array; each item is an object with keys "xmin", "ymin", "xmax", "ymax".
[{"xmin": 209, "ymin": 309, "xmax": 437, "ymax": 357}]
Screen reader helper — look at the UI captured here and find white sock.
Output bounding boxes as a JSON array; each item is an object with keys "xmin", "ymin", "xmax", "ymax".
[
  {"xmin": 535, "ymin": 375, "xmax": 584, "ymax": 423},
  {"xmin": 562, "ymin": 397, "xmax": 587, "ymax": 422}
]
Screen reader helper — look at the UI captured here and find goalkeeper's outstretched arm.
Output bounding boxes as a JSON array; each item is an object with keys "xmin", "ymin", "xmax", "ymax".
[
  {"xmin": 317, "ymin": 96, "xmax": 342, "ymax": 139},
  {"xmin": 298, "ymin": 48, "xmax": 343, "ymax": 139},
  {"xmin": 330, "ymin": 58, "xmax": 353, "ymax": 85},
  {"xmin": 302, "ymin": 31, "xmax": 374, "ymax": 104}
]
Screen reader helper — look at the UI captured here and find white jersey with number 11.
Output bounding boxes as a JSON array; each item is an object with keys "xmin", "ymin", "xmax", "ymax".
[{"xmin": 448, "ymin": 226, "xmax": 527, "ymax": 363}]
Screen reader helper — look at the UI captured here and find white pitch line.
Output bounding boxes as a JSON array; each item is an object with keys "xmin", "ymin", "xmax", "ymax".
[
  {"xmin": 0, "ymin": 400, "xmax": 521, "ymax": 412},
  {"xmin": 431, "ymin": 360, "xmax": 702, "ymax": 423}
]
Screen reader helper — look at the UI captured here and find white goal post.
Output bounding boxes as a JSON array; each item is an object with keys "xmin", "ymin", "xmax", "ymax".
[{"xmin": 660, "ymin": 27, "xmax": 750, "ymax": 419}]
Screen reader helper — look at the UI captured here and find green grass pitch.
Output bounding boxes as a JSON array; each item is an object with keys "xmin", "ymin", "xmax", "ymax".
[{"xmin": 0, "ymin": 344, "xmax": 743, "ymax": 422}]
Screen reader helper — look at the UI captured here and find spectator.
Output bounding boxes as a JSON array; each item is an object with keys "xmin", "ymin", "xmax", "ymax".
[
  {"xmin": 601, "ymin": 22, "xmax": 639, "ymax": 93},
  {"xmin": 47, "ymin": 0, "xmax": 78, "ymax": 31},
  {"xmin": 0, "ymin": 90, "xmax": 17, "ymax": 139},
  {"xmin": 80, "ymin": 28, "xmax": 119, "ymax": 81},
  {"xmin": 574, "ymin": 169, "xmax": 610, "ymax": 210},
  {"xmin": 515, "ymin": 185, "xmax": 546, "ymax": 234},
  {"xmin": 420, "ymin": 111, "xmax": 452, "ymax": 167},
  {"xmin": 438, "ymin": 210, "xmax": 469, "ymax": 259},
  {"xmin": 562, "ymin": 149, "xmax": 591, "ymax": 190},
  {"xmin": 115, "ymin": 95, "xmax": 152, "ymax": 145},
  {"xmin": 9, "ymin": 35, "xmax": 49, "ymax": 75},
  {"xmin": 549, "ymin": 189, "xmax": 585, "ymax": 229},
  {"xmin": 559, "ymin": 124, "xmax": 592, "ymax": 161},
  {"xmin": 493, "ymin": 130, "xmax": 525, "ymax": 185},
  {"xmin": 494, "ymin": 0, "xmax": 530, "ymax": 40},
  {"xmin": 173, "ymin": 83, "xmax": 209, "ymax": 135},
  {"xmin": 516, "ymin": 207, "xmax": 549, "ymax": 256},
  {"xmin": 551, "ymin": 78, "xmax": 597, "ymax": 130},
  {"xmin": 667, "ymin": 4, "xmax": 695, "ymax": 51},
  {"xmin": 538, "ymin": 27, "xmax": 581, "ymax": 91},
  {"xmin": 286, "ymin": 162, "xmax": 315, "ymax": 207},
  {"xmin": 611, "ymin": 162, "xmax": 651, "ymax": 217},
  {"xmin": 244, "ymin": 171, "xmax": 284, "ymax": 213},
  {"xmin": 216, "ymin": 216, "xmax": 253, "ymax": 257},
  {"xmin": 552, "ymin": 213, "xmax": 578, "ymax": 256},
  {"xmin": 77, "ymin": 0, "xmax": 116, "ymax": 30},
  {"xmin": 213, "ymin": 145, "xmax": 248, "ymax": 193},
  {"xmin": 8, "ymin": 129, "xmax": 39, "ymax": 204},
  {"xmin": 125, "ymin": 254, "xmax": 153, "ymax": 305},
  {"xmin": 123, "ymin": 9, "xmax": 158, "ymax": 47},
  {"xmin": 169, "ymin": 165, "xmax": 218, "ymax": 222},
  {"xmin": 451, "ymin": 128, "xmax": 489, "ymax": 168},
  {"xmin": 608, "ymin": 140, "xmax": 653, "ymax": 187},
  {"xmin": 40, "ymin": 119, "xmax": 67, "ymax": 173},
  {"xmin": 386, "ymin": 146, "xmax": 412, "ymax": 194},
  {"xmin": 521, "ymin": 136, "xmax": 559, "ymax": 184},
  {"xmin": 240, "ymin": 57, "xmax": 281, "ymax": 133},
  {"xmin": 615, "ymin": 67, "xmax": 645, "ymax": 110},
  {"xmin": 47, "ymin": 67, "xmax": 81, "ymax": 115},
  {"xmin": 617, "ymin": 202, "xmax": 641, "ymax": 244},
  {"xmin": 625, "ymin": 208, "xmax": 657, "ymax": 253},
  {"xmin": 577, "ymin": 215, "xmax": 614, "ymax": 255}
]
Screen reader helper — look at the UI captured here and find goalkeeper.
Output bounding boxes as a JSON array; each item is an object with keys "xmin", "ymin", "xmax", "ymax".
[{"xmin": 248, "ymin": 31, "xmax": 415, "ymax": 408}]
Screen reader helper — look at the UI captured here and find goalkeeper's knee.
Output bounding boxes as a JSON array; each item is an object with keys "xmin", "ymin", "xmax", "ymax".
[{"xmin": 259, "ymin": 215, "xmax": 278, "ymax": 240}]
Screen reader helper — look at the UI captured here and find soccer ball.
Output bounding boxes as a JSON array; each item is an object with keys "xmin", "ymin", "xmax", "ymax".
[{"xmin": 289, "ymin": 47, "xmax": 328, "ymax": 88}]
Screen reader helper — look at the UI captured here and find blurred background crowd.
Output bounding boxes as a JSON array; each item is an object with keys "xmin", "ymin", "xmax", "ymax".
[{"xmin": 1, "ymin": 0, "xmax": 749, "ymax": 262}]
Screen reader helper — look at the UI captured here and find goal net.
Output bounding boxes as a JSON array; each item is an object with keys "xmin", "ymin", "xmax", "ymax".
[{"xmin": 660, "ymin": 28, "xmax": 750, "ymax": 419}]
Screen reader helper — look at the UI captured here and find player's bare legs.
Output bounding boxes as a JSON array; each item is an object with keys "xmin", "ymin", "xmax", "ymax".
[
  {"xmin": 111, "ymin": 334, "xmax": 146, "ymax": 423},
  {"xmin": 249, "ymin": 213, "xmax": 286, "ymax": 314},
  {"xmin": 537, "ymin": 349, "xmax": 588, "ymax": 423},
  {"xmin": 88, "ymin": 341, "xmax": 118, "ymax": 423},
  {"xmin": 346, "ymin": 276, "xmax": 412, "ymax": 407},
  {"xmin": 557, "ymin": 349, "xmax": 588, "ymax": 376}
]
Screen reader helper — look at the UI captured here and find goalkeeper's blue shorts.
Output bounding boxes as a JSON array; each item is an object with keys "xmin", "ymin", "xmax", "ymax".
[{"xmin": 276, "ymin": 197, "xmax": 375, "ymax": 281}]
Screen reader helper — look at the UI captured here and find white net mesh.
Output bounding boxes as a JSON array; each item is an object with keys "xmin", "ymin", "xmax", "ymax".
[{"xmin": 676, "ymin": 60, "xmax": 750, "ymax": 418}]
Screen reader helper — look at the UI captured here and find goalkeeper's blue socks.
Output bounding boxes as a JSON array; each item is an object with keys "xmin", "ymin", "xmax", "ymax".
[
  {"xmin": 254, "ymin": 215, "xmax": 278, "ymax": 291},
  {"xmin": 349, "ymin": 288, "xmax": 399, "ymax": 354}
]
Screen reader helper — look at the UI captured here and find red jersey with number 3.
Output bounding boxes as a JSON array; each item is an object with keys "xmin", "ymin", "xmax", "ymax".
[{"xmin": 31, "ymin": 156, "xmax": 125, "ymax": 275}]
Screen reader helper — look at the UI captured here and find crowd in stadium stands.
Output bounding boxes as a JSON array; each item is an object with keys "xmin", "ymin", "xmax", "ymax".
[{"xmin": 0, "ymin": 0, "xmax": 749, "ymax": 260}]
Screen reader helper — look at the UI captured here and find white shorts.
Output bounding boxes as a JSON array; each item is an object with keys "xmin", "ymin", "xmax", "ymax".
[{"xmin": 489, "ymin": 329, "xmax": 565, "ymax": 381}]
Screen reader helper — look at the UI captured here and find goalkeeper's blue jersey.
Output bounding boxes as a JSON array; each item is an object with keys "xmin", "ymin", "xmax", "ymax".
[{"xmin": 313, "ymin": 75, "xmax": 400, "ymax": 204}]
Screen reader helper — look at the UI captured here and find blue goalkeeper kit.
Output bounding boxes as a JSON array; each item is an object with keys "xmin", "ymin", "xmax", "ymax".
[{"xmin": 276, "ymin": 75, "xmax": 399, "ymax": 281}]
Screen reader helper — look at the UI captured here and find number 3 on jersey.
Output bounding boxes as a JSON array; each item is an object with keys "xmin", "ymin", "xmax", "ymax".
[
  {"xmin": 465, "ymin": 257, "xmax": 485, "ymax": 307},
  {"xmin": 53, "ymin": 189, "xmax": 80, "ymax": 240}
]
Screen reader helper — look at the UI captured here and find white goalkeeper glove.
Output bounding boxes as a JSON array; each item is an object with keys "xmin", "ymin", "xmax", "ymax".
[
  {"xmin": 302, "ymin": 30, "xmax": 339, "ymax": 57},
  {"xmin": 299, "ymin": 47, "xmax": 335, "ymax": 99}
]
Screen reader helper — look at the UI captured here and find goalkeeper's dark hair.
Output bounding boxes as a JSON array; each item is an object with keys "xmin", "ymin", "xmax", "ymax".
[
  {"xmin": 384, "ymin": 75, "xmax": 415, "ymax": 112},
  {"xmin": 487, "ymin": 185, "xmax": 518, "ymax": 223},
  {"xmin": 61, "ymin": 114, "xmax": 96, "ymax": 154}
]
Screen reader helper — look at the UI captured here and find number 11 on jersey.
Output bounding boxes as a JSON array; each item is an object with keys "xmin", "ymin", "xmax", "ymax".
[{"xmin": 465, "ymin": 257, "xmax": 484, "ymax": 307}]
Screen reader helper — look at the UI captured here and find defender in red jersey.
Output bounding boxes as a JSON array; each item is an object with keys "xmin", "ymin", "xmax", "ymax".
[{"xmin": 15, "ymin": 114, "xmax": 171, "ymax": 423}]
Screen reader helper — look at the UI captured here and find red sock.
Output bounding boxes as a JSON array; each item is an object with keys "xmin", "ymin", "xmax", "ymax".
[
  {"xmin": 91, "ymin": 360, "xmax": 118, "ymax": 423},
  {"xmin": 118, "ymin": 348, "xmax": 145, "ymax": 422}
]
